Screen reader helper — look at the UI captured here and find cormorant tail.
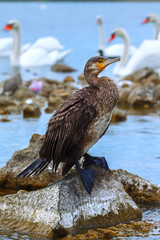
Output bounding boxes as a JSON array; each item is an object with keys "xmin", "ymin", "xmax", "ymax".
[{"xmin": 15, "ymin": 158, "xmax": 49, "ymax": 178}]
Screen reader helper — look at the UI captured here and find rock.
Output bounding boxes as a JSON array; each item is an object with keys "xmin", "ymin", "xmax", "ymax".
[
  {"xmin": 0, "ymin": 167, "xmax": 142, "ymax": 238},
  {"xmin": 0, "ymin": 118, "xmax": 11, "ymax": 122},
  {"xmin": 113, "ymin": 169, "xmax": 160, "ymax": 204},
  {"xmin": 121, "ymin": 67, "xmax": 158, "ymax": 83},
  {"xmin": 0, "ymin": 95, "xmax": 16, "ymax": 108},
  {"xmin": 63, "ymin": 76, "xmax": 75, "ymax": 83},
  {"xmin": 0, "ymin": 134, "xmax": 60, "ymax": 189},
  {"xmin": 23, "ymin": 104, "xmax": 41, "ymax": 118},
  {"xmin": 63, "ymin": 220, "xmax": 160, "ymax": 240},
  {"xmin": 44, "ymin": 106, "xmax": 54, "ymax": 114},
  {"xmin": 13, "ymin": 86, "xmax": 35, "ymax": 100},
  {"xmin": 48, "ymin": 95, "xmax": 63, "ymax": 109},
  {"xmin": 51, "ymin": 64, "xmax": 76, "ymax": 72},
  {"xmin": 111, "ymin": 108, "xmax": 127, "ymax": 123},
  {"xmin": 154, "ymin": 84, "xmax": 160, "ymax": 101},
  {"xmin": 127, "ymin": 85, "xmax": 156, "ymax": 108},
  {"xmin": 2, "ymin": 73, "xmax": 22, "ymax": 95},
  {"xmin": 117, "ymin": 87, "xmax": 130, "ymax": 108}
]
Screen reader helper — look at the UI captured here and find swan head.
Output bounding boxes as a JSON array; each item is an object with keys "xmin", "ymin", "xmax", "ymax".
[
  {"xmin": 4, "ymin": 19, "xmax": 20, "ymax": 31},
  {"xmin": 96, "ymin": 15, "xmax": 102, "ymax": 25},
  {"xmin": 142, "ymin": 13, "xmax": 160, "ymax": 24},
  {"xmin": 108, "ymin": 28, "xmax": 129, "ymax": 43}
]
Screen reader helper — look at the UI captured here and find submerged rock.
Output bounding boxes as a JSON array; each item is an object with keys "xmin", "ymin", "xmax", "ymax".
[{"xmin": 0, "ymin": 167, "xmax": 142, "ymax": 238}]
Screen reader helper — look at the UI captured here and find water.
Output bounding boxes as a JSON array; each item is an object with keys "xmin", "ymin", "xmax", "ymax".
[{"xmin": 0, "ymin": 1, "xmax": 160, "ymax": 240}]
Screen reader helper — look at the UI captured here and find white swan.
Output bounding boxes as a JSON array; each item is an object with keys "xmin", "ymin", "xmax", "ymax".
[
  {"xmin": 142, "ymin": 13, "xmax": 160, "ymax": 39},
  {"xmin": 109, "ymin": 28, "xmax": 160, "ymax": 78},
  {"xmin": 0, "ymin": 37, "xmax": 30, "ymax": 58},
  {"xmin": 4, "ymin": 19, "xmax": 72, "ymax": 67},
  {"xmin": 96, "ymin": 15, "xmax": 137, "ymax": 57}
]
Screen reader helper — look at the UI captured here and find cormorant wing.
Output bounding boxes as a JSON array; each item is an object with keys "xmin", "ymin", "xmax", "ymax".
[{"xmin": 39, "ymin": 88, "xmax": 97, "ymax": 172}]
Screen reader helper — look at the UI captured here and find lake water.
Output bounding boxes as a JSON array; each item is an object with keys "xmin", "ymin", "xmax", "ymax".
[{"xmin": 0, "ymin": 1, "xmax": 160, "ymax": 240}]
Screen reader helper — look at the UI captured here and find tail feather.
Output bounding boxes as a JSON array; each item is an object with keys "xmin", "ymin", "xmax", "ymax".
[{"xmin": 15, "ymin": 158, "xmax": 49, "ymax": 178}]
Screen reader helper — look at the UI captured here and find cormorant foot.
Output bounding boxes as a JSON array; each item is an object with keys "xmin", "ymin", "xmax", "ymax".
[
  {"xmin": 75, "ymin": 158, "xmax": 95, "ymax": 194},
  {"xmin": 83, "ymin": 153, "xmax": 110, "ymax": 170}
]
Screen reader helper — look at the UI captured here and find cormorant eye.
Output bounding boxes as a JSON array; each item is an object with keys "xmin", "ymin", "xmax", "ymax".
[{"xmin": 98, "ymin": 59, "xmax": 102, "ymax": 63}]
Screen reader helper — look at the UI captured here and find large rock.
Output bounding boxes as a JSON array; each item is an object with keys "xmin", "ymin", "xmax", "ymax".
[
  {"xmin": 0, "ymin": 134, "xmax": 60, "ymax": 189},
  {"xmin": 0, "ymin": 167, "xmax": 142, "ymax": 238},
  {"xmin": 127, "ymin": 85, "xmax": 156, "ymax": 108},
  {"xmin": 113, "ymin": 169, "xmax": 160, "ymax": 204}
]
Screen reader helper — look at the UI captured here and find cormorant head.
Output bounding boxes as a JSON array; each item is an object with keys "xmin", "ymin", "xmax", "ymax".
[
  {"xmin": 3, "ymin": 20, "xmax": 20, "ymax": 31},
  {"xmin": 84, "ymin": 56, "xmax": 120, "ymax": 76}
]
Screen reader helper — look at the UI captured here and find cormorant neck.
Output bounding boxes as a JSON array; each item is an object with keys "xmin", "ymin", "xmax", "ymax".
[
  {"xmin": 84, "ymin": 70, "xmax": 99, "ymax": 89},
  {"xmin": 11, "ymin": 26, "xmax": 21, "ymax": 66},
  {"xmin": 84, "ymin": 70, "xmax": 110, "ymax": 89}
]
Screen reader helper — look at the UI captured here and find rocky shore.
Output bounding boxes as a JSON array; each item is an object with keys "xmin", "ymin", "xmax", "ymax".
[
  {"xmin": 0, "ymin": 133, "xmax": 160, "ymax": 239},
  {"xmin": 0, "ymin": 66, "xmax": 160, "ymax": 239}
]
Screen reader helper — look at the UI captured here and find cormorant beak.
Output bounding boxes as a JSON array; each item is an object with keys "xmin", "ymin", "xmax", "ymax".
[{"xmin": 103, "ymin": 56, "xmax": 121, "ymax": 67}]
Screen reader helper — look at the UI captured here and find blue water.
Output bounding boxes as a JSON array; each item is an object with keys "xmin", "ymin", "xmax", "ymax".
[{"xmin": 0, "ymin": 1, "xmax": 160, "ymax": 240}]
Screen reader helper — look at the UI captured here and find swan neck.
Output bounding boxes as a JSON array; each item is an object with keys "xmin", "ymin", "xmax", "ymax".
[
  {"xmin": 119, "ymin": 32, "xmax": 130, "ymax": 67},
  {"xmin": 154, "ymin": 21, "xmax": 159, "ymax": 40},
  {"xmin": 98, "ymin": 23, "xmax": 105, "ymax": 54},
  {"xmin": 11, "ymin": 27, "xmax": 21, "ymax": 66}
]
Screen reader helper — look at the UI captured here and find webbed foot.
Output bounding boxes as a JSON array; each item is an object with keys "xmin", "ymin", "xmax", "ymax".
[
  {"xmin": 75, "ymin": 158, "xmax": 95, "ymax": 194},
  {"xmin": 83, "ymin": 153, "xmax": 109, "ymax": 170}
]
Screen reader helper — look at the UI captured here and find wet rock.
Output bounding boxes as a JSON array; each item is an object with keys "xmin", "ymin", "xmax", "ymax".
[
  {"xmin": 154, "ymin": 84, "xmax": 160, "ymax": 101},
  {"xmin": 0, "ymin": 134, "xmax": 60, "ymax": 189},
  {"xmin": 63, "ymin": 76, "xmax": 75, "ymax": 83},
  {"xmin": 63, "ymin": 220, "xmax": 160, "ymax": 240},
  {"xmin": 121, "ymin": 67, "xmax": 159, "ymax": 83},
  {"xmin": 0, "ymin": 167, "xmax": 142, "ymax": 238},
  {"xmin": 2, "ymin": 73, "xmax": 22, "ymax": 95},
  {"xmin": 51, "ymin": 64, "xmax": 76, "ymax": 72},
  {"xmin": 13, "ymin": 86, "xmax": 35, "ymax": 100},
  {"xmin": 117, "ymin": 87, "xmax": 130, "ymax": 108},
  {"xmin": 44, "ymin": 106, "xmax": 54, "ymax": 114},
  {"xmin": 113, "ymin": 169, "xmax": 160, "ymax": 204},
  {"xmin": 118, "ymin": 67, "xmax": 160, "ymax": 109},
  {"xmin": 23, "ymin": 104, "xmax": 41, "ymax": 118},
  {"xmin": 48, "ymin": 95, "xmax": 63, "ymax": 109},
  {"xmin": 0, "ymin": 118, "xmax": 11, "ymax": 122},
  {"xmin": 0, "ymin": 95, "xmax": 16, "ymax": 108},
  {"xmin": 127, "ymin": 85, "xmax": 156, "ymax": 108},
  {"xmin": 111, "ymin": 108, "xmax": 127, "ymax": 123}
]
